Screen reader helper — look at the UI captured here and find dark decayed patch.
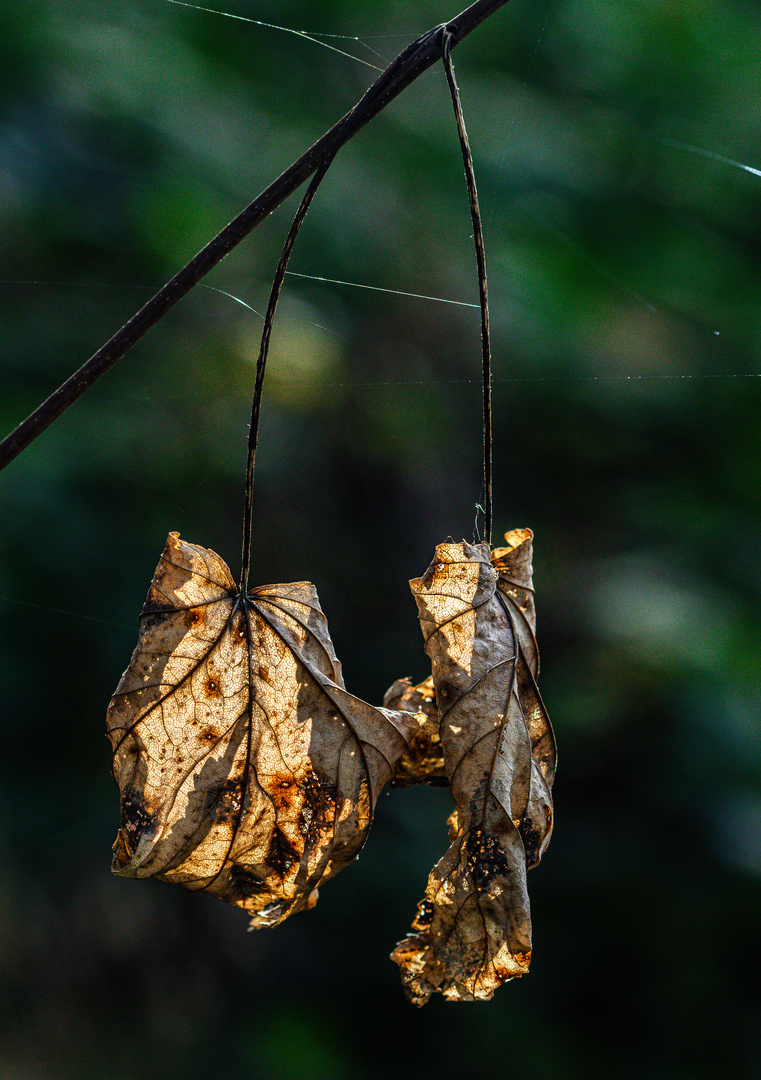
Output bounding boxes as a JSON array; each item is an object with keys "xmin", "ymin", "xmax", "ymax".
[
  {"xmin": 118, "ymin": 789, "xmax": 156, "ymax": 858},
  {"xmin": 266, "ymin": 827, "xmax": 301, "ymax": 876},
  {"xmin": 227, "ymin": 863, "xmax": 268, "ymax": 902}
]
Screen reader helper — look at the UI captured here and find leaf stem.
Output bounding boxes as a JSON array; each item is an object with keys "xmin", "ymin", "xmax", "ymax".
[
  {"xmin": 442, "ymin": 30, "xmax": 493, "ymax": 546},
  {"xmin": 239, "ymin": 152, "xmax": 336, "ymax": 595}
]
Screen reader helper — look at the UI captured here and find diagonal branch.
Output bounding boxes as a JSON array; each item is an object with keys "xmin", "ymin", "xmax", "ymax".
[{"xmin": 0, "ymin": 0, "xmax": 511, "ymax": 472}]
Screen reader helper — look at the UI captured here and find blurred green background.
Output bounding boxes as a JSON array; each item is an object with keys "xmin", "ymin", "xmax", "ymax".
[{"xmin": 2, "ymin": 0, "xmax": 761, "ymax": 1076}]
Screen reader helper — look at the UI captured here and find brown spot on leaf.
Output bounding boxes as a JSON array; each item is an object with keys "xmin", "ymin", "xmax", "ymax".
[
  {"xmin": 226, "ymin": 608, "xmax": 248, "ymax": 642},
  {"xmin": 112, "ymin": 829, "xmax": 132, "ymax": 869},
  {"xmin": 203, "ymin": 777, "xmax": 244, "ymax": 825},
  {"xmin": 469, "ymin": 829, "xmax": 512, "ymax": 891},
  {"xmin": 300, "ymin": 770, "xmax": 337, "ymax": 815},
  {"xmin": 266, "ymin": 827, "xmax": 300, "ymax": 877},
  {"xmin": 270, "ymin": 775, "xmax": 298, "ymax": 813},
  {"xmin": 294, "ymin": 771, "xmax": 338, "ymax": 839},
  {"xmin": 435, "ymin": 680, "xmax": 459, "ymax": 711},
  {"xmin": 227, "ymin": 864, "xmax": 267, "ymax": 902},
  {"xmin": 411, "ymin": 897, "xmax": 434, "ymax": 932},
  {"xmin": 118, "ymin": 790, "xmax": 156, "ymax": 858}
]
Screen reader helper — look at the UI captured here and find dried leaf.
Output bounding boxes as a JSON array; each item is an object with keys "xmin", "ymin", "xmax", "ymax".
[
  {"xmin": 383, "ymin": 676, "xmax": 447, "ymax": 787},
  {"xmin": 491, "ymin": 529, "xmax": 556, "ymax": 865},
  {"xmin": 107, "ymin": 532, "xmax": 415, "ymax": 928},
  {"xmin": 392, "ymin": 534, "xmax": 555, "ymax": 1004}
]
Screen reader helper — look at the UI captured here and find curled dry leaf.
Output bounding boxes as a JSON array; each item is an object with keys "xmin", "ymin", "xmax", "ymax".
[
  {"xmin": 383, "ymin": 675, "xmax": 447, "ymax": 787},
  {"xmin": 392, "ymin": 531, "xmax": 556, "ymax": 1005},
  {"xmin": 491, "ymin": 528, "xmax": 555, "ymax": 866},
  {"xmin": 107, "ymin": 532, "xmax": 416, "ymax": 928}
]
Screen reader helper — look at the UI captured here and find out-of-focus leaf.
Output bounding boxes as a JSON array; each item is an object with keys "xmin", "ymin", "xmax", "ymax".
[
  {"xmin": 392, "ymin": 533, "xmax": 555, "ymax": 1004},
  {"xmin": 384, "ymin": 675, "xmax": 447, "ymax": 787},
  {"xmin": 107, "ymin": 531, "xmax": 416, "ymax": 928}
]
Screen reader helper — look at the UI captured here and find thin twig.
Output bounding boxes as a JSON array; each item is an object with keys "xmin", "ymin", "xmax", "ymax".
[
  {"xmin": 240, "ymin": 150, "xmax": 337, "ymax": 595},
  {"xmin": 0, "ymin": 0, "xmax": 511, "ymax": 472},
  {"xmin": 442, "ymin": 31, "xmax": 493, "ymax": 545}
]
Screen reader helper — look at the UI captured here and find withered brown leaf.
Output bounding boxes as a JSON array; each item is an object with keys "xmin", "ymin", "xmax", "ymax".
[
  {"xmin": 383, "ymin": 675, "xmax": 447, "ymax": 787},
  {"xmin": 107, "ymin": 532, "xmax": 416, "ymax": 928},
  {"xmin": 491, "ymin": 529, "xmax": 555, "ymax": 865},
  {"xmin": 392, "ymin": 532, "xmax": 556, "ymax": 1005}
]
